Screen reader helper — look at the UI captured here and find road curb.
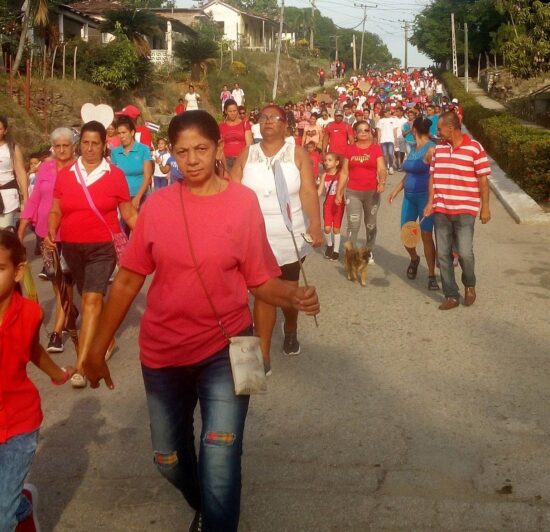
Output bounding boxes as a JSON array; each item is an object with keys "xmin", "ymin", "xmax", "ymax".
[{"xmin": 486, "ymin": 155, "xmax": 550, "ymax": 225}]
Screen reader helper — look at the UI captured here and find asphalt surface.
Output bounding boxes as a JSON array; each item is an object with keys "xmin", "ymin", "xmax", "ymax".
[{"xmin": 26, "ymin": 166, "xmax": 550, "ymax": 531}]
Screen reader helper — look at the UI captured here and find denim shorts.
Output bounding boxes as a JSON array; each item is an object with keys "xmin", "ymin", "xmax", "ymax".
[
  {"xmin": 401, "ymin": 191, "xmax": 434, "ymax": 232},
  {"xmin": 61, "ymin": 241, "xmax": 116, "ymax": 294}
]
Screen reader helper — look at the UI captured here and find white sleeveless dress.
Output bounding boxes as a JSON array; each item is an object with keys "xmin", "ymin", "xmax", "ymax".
[
  {"xmin": 0, "ymin": 143, "xmax": 19, "ymax": 215},
  {"xmin": 242, "ymin": 143, "xmax": 308, "ymax": 266}
]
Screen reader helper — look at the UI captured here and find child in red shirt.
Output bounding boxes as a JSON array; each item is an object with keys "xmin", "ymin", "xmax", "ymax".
[
  {"xmin": 0, "ymin": 230, "xmax": 74, "ymax": 532},
  {"xmin": 306, "ymin": 141, "xmax": 322, "ymax": 185},
  {"xmin": 317, "ymin": 153, "xmax": 345, "ymax": 261}
]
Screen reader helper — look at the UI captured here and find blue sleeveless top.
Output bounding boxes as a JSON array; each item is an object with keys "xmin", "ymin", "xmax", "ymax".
[{"xmin": 402, "ymin": 141, "xmax": 435, "ymax": 194}]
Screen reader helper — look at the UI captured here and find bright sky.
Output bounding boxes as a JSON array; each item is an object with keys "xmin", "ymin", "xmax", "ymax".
[{"xmin": 177, "ymin": 0, "xmax": 431, "ymax": 67}]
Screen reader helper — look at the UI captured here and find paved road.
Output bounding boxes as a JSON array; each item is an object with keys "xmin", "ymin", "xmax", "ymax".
[{"xmin": 27, "ymin": 167, "xmax": 550, "ymax": 531}]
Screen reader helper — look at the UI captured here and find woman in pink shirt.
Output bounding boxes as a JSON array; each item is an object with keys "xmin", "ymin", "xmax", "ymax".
[
  {"xmin": 219, "ymin": 99, "xmax": 252, "ymax": 171},
  {"xmin": 17, "ymin": 127, "xmax": 77, "ymax": 354},
  {"xmin": 83, "ymin": 110, "xmax": 319, "ymax": 532}
]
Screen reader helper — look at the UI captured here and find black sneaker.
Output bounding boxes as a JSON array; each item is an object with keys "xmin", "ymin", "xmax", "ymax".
[
  {"xmin": 330, "ymin": 251, "xmax": 340, "ymax": 262},
  {"xmin": 283, "ymin": 331, "xmax": 301, "ymax": 356},
  {"xmin": 38, "ymin": 267, "xmax": 48, "ymax": 280},
  {"xmin": 46, "ymin": 332, "xmax": 64, "ymax": 353},
  {"xmin": 324, "ymin": 245, "xmax": 333, "ymax": 259},
  {"xmin": 188, "ymin": 512, "xmax": 203, "ymax": 532}
]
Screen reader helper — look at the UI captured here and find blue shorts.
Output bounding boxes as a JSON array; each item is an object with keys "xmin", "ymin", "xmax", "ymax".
[{"xmin": 401, "ymin": 191, "xmax": 434, "ymax": 232}]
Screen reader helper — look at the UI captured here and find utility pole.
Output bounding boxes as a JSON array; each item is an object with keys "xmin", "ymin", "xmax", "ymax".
[
  {"xmin": 464, "ymin": 22, "xmax": 469, "ymax": 92},
  {"xmin": 273, "ymin": 0, "xmax": 285, "ymax": 99},
  {"xmin": 330, "ymin": 35, "xmax": 339, "ymax": 62},
  {"xmin": 400, "ymin": 20, "xmax": 409, "ymax": 70},
  {"xmin": 309, "ymin": 0, "xmax": 315, "ymax": 50},
  {"xmin": 451, "ymin": 13, "xmax": 458, "ymax": 76},
  {"xmin": 354, "ymin": 3, "xmax": 376, "ymax": 71},
  {"xmin": 352, "ymin": 33, "xmax": 357, "ymax": 71}
]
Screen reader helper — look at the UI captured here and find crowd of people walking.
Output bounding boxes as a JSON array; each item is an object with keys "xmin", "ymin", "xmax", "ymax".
[{"xmin": 0, "ymin": 65, "xmax": 491, "ymax": 532}]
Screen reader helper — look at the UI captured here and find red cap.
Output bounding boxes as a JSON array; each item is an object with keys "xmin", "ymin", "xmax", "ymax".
[
  {"xmin": 115, "ymin": 105, "xmax": 140, "ymax": 119},
  {"xmin": 355, "ymin": 110, "xmax": 364, "ymax": 116}
]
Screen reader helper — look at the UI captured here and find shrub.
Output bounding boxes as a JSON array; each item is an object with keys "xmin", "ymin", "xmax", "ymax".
[
  {"xmin": 441, "ymin": 72, "xmax": 550, "ymax": 202},
  {"xmin": 230, "ymin": 61, "xmax": 247, "ymax": 75}
]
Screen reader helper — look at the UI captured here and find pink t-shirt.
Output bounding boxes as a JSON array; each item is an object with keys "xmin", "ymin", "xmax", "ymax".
[{"xmin": 121, "ymin": 180, "xmax": 281, "ymax": 368}]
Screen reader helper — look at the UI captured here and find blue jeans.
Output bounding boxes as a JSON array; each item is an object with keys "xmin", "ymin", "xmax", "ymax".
[
  {"xmin": 141, "ymin": 340, "xmax": 250, "ymax": 532},
  {"xmin": 0, "ymin": 430, "xmax": 38, "ymax": 532},
  {"xmin": 380, "ymin": 142, "xmax": 395, "ymax": 168},
  {"xmin": 434, "ymin": 213, "xmax": 476, "ymax": 299},
  {"xmin": 153, "ymin": 176, "xmax": 169, "ymax": 190}
]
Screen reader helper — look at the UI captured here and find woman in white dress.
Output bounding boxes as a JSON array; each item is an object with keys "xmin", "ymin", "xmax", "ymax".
[
  {"xmin": 0, "ymin": 116, "xmax": 28, "ymax": 228},
  {"xmin": 231, "ymin": 105, "xmax": 322, "ymax": 371},
  {"xmin": 184, "ymin": 84, "xmax": 201, "ymax": 111}
]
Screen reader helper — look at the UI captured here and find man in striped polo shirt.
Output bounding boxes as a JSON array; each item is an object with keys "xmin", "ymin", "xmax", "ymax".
[{"xmin": 424, "ymin": 111, "xmax": 491, "ymax": 310}]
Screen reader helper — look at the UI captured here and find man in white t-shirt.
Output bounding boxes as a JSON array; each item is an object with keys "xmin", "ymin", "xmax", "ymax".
[
  {"xmin": 376, "ymin": 107, "xmax": 398, "ymax": 174},
  {"xmin": 184, "ymin": 84, "xmax": 201, "ymax": 111},
  {"xmin": 316, "ymin": 110, "xmax": 334, "ymax": 128},
  {"xmin": 231, "ymin": 83, "xmax": 245, "ymax": 106},
  {"xmin": 392, "ymin": 107, "xmax": 408, "ymax": 171}
]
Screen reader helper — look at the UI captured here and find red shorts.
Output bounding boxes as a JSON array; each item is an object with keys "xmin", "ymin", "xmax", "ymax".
[{"xmin": 323, "ymin": 195, "xmax": 345, "ymax": 229}]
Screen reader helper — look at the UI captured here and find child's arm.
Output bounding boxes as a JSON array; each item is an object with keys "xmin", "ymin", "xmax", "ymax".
[
  {"xmin": 30, "ymin": 321, "xmax": 74, "ymax": 384},
  {"xmin": 317, "ymin": 173, "xmax": 326, "ymax": 197}
]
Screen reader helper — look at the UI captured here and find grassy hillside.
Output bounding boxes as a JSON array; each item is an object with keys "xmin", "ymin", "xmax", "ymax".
[{"xmin": 2, "ymin": 51, "xmax": 326, "ymax": 153}]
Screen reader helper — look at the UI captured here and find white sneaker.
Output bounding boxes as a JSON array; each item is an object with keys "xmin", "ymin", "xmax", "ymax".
[
  {"xmin": 389, "ymin": 167, "xmax": 394, "ymax": 175},
  {"xmin": 368, "ymin": 253, "xmax": 375, "ymax": 265}
]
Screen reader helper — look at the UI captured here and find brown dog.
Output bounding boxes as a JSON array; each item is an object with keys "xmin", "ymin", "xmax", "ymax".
[{"xmin": 344, "ymin": 241, "xmax": 371, "ymax": 287}]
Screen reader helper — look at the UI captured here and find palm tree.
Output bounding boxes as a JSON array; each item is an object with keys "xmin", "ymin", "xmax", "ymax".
[
  {"xmin": 101, "ymin": 8, "xmax": 160, "ymax": 57},
  {"xmin": 12, "ymin": 0, "xmax": 49, "ymax": 73},
  {"xmin": 174, "ymin": 38, "xmax": 218, "ymax": 81}
]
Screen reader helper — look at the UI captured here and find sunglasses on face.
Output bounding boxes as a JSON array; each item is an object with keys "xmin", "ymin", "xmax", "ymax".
[{"xmin": 258, "ymin": 115, "xmax": 284, "ymax": 123}]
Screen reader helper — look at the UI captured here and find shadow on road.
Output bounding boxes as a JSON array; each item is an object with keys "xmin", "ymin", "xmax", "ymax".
[{"xmin": 32, "ymin": 397, "xmax": 107, "ymax": 530}]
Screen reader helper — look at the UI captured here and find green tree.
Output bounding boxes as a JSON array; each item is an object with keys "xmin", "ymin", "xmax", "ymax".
[
  {"xmin": 101, "ymin": 8, "xmax": 160, "ymax": 57},
  {"xmin": 174, "ymin": 37, "xmax": 219, "ymax": 81},
  {"xmin": 494, "ymin": 0, "xmax": 550, "ymax": 77}
]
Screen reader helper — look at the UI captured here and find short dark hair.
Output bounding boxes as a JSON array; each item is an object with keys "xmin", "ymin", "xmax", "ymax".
[
  {"xmin": 439, "ymin": 110, "xmax": 461, "ymax": 129},
  {"xmin": 115, "ymin": 115, "xmax": 136, "ymax": 133},
  {"xmin": 223, "ymin": 99, "xmax": 238, "ymax": 112},
  {"xmin": 0, "ymin": 229, "xmax": 26, "ymax": 266},
  {"xmin": 260, "ymin": 104, "xmax": 286, "ymax": 122},
  {"xmin": 81, "ymin": 120, "xmax": 107, "ymax": 144},
  {"xmin": 168, "ymin": 110, "xmax": 220, "ymax": 146},
  {"xmin": 412, "ymin": 116, "xmax": 432, "ymax": 136}
]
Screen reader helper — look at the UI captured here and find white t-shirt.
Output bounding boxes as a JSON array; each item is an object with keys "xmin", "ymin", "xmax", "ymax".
[
  {"xmin": 153, "ymin": 150, "xmax": 170, "ymax": 177},
  {"xmin": 316, "ymin": 117, "xmax": 334, "ymax": 128},
  {"xmin": 251, "ymin": 123, "xmax": 262, "ymax": 140},
  {"xmin": 185, "ymin": 92, "xmax": 200, "ymax": 111},
  {"xmin": 393, "ymin": 117, "xmax": 408, "ymax": 139},
  {"xmin": 377, "ymin": 117, "xmax": 398, "ymax": 144},
  {"xmin": 232, "ymin": 88, "xmax": 245, "ymax": 106}
]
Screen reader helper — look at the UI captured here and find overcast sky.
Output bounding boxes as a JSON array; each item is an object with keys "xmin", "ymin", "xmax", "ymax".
[{"xmin": 177, "ymin": 0, "xmax": 431, "ymax": 67}]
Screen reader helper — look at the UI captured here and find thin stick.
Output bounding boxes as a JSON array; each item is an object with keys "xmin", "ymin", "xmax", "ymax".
[{"xmin": 290, "ymin": 231, "xmax": 318, "ymax": 327}]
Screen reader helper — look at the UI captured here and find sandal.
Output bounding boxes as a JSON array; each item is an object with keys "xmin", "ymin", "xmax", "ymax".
[
  {"xmin": 70, "ymin": 373, "xmax": 87, "ymax": 388},
  {"xmin": 407, "ymin": 257, "xmax": 421, "ymax": 279},
  {"xmin": 428, "ymin": 276, "xmax": 440, "ymax": 291}
]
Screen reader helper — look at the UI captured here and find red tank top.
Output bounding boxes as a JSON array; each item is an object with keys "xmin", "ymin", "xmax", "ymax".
[{"xmin": 0, "ymin": 291, "xmax": 43, "ymax": 443}]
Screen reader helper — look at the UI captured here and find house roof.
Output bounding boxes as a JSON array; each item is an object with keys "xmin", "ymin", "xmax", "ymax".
[
  {"xmin": 61, "ymin": 1, "xmax": 197, "ymax": 37},
  {"xmin": 201, "ymin": 0, "xmax": 279, "ymax": 26}
]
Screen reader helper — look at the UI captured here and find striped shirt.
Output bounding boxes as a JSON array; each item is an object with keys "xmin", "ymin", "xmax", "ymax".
[{"xmin": 430, "ymin": 134, "xmax": 491, "ymax": 216}]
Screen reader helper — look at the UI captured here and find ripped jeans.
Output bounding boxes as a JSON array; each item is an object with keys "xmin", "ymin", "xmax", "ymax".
[
  {"xmin": 345, "ymin": 189, "xmax": 381, "ymax": 248},
  {"xmin": 141, "ymin": 332, "xmax": 251, "ymax": 532}
]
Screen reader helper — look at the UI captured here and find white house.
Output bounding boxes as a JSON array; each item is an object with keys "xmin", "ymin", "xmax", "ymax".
[{"xmin": 201, "ymin": 0, "xmax": 279, "ymax": 51}]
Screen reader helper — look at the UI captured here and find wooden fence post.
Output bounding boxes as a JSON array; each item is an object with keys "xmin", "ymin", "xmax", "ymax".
[
  {"xmin": 73, "ymin": 47, "xmax": 78, "ymax": 80},
  {"xmin": 51, "ymin": 45, "xmax": 58, "ymax": 79},
  {"xmin": 25, "ymin": 59, "xmax": 31, "ymax": 112},
  {"xmin": 62, "ymin": 43, "xmax": 66, "ymax": 79}
]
